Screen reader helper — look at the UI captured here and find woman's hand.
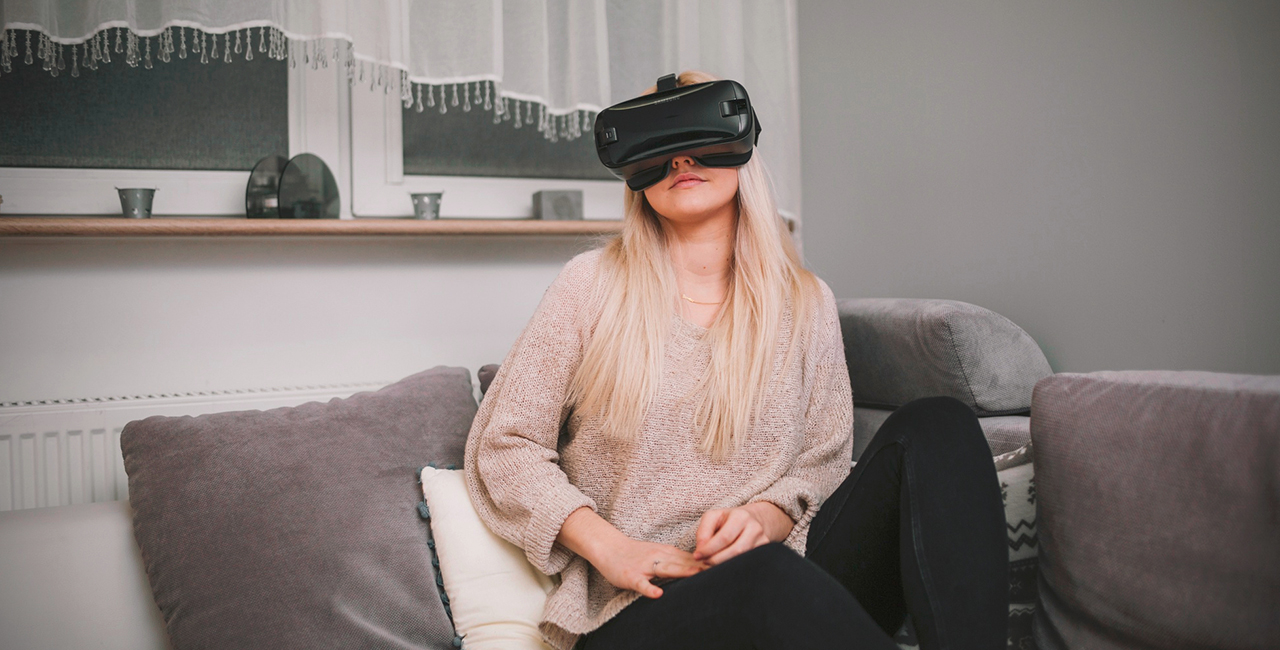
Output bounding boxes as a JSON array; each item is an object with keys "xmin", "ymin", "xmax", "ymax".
[
  {"xmin": 557, "ymin": 507, "xmax": 707, "ymax": 598},
  {"xmin": 694, "ymin": 502, "xmax": 794, "ymax": 566},
  {"xmin": 592, "ymin": 538, "xmax": 708, "ymax": 599}
]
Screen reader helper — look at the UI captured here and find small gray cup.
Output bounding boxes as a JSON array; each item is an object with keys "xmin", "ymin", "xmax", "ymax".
[
  {"xmin": 410, "ymin": 192, "xmax": 443, "ymax": 219},
  {"xmin": 117, "ymin": 188, "xmax": 157, "ymax": 219}
]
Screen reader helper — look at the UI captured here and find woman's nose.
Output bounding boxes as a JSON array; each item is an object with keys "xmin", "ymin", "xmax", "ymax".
[{"xmin": 669, "ymin": 155, "xmax": 697, "ymax": 170}]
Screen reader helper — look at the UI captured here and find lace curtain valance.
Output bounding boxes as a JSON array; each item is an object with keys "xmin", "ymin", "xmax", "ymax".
[{"xmin": 1, "ymin": 0, "xmax": 802, "ymax": 216}]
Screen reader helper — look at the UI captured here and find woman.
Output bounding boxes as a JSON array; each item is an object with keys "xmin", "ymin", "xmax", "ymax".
[{"xmin": 464, "ymin": 71, "xmax": 1007, "ymax": 650}]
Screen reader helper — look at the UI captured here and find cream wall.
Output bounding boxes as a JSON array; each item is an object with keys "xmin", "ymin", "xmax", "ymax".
[
  {"xmin": 798, "ymin": 1, "xmax": 1280, "ymax": 373},
  {"xmin": 0, "ymin": 236, "xmax": 599, "ymax": 403}
]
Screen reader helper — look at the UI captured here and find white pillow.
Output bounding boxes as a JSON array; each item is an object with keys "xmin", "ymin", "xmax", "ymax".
[{"xmin": 420, "ymin": 467, "xmax": 555, "ymax": 650}]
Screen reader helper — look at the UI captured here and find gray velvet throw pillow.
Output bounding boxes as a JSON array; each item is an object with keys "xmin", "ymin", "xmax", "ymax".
[
  {"xmin": 121, "ymin": 367, "xmax": 478, "ymax": 650},
  {"xmin": 837, "ymin": 298, "xmax": 1051, "ymax": 415}
]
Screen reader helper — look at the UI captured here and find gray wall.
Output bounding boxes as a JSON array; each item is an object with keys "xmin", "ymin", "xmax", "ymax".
[{"xmin": 798, "ymin": 1, "xmax": 1280, "ymax": 373}]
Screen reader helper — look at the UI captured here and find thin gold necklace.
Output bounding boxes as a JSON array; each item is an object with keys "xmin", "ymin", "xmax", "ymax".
[{"xmin": 681, "ymin": 293, "xmax": 724, "ymax": 306}]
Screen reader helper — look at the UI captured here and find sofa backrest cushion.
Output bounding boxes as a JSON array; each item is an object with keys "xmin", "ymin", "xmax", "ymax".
[
  {"xmin": 1031, "ymin": 371, "xmax": 1280, "ymax": 650},
  {"xmin": 837, "ymin": 299, "xmax": 1051, "ymax": 415},
  {"xmin": 122, "ymin": 366, "xmax": 477, "ymax": 650},
  {"xmin": 479, "ymin": 363, "xmax": 500, "ymax": 396}
]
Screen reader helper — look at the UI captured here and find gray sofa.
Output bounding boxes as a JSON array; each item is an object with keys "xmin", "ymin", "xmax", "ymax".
[{"xmin": 1, "ymin": 298, "xmax": 1276, "ymax": 650}]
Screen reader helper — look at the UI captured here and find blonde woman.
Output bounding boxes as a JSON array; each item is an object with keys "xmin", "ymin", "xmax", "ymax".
[{"xmin": 464, "ymin": 72, "xmax": 1007, "ymax": 650}]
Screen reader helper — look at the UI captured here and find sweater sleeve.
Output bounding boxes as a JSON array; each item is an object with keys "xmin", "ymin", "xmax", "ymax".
[
  {"xmin": 463, "ymin": 251, "xmax": 601, "ymax": 575},
  {"xmin": 749, "ymin": 282, "xmax": 854, "ymax": 554}
]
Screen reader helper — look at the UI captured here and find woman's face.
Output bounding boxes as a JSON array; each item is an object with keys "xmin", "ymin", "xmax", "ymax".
[{"xmin": 642, "ymin": 155, "xmax": 740, "ymax": 225}]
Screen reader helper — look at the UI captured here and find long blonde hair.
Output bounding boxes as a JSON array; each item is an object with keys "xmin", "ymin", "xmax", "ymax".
[{"xmin": 567, "ymin": 71, "xmax": 818, "ymax": 459}]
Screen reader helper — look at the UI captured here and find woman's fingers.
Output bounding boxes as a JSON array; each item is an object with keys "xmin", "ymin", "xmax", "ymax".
[
  {"xmin": 695, "ymin": 509, "xmax": 749, "ymax": 560},
  {"xmin": 653, "ymin": 554, "xmax": 708, "ymax": 578},
  {"xmin": 706, "ymin": 530, "xmax": 764, "ymax": 566},
  {"xmin": 696, "ymin": 508, "xmax": 775, "ymax": 565},
  {"xmin": 591, "ymin": 538, "xmax": 710, "ymax": 598},
  {"xmin": 694, "ymin": 509, "xmax": 727, "ymax": 550},
  {"xmin": 634, "ymin": 576, "xmax": 664, "ymax": 599},
  {"xmin": 635, "ymin": 548, "xmax": 706, "ymax": 598}
]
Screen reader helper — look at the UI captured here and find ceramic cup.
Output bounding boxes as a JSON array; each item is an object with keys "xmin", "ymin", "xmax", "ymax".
[
  {"xmin": 117, "ymin": 188, "xmax": 157, "ymax": 219},
  {"xmin": 409, "ymin": 192, "xmax": 443, "ymax": 219}
]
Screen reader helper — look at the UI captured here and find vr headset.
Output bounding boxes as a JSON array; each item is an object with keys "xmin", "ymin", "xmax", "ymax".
[{"xmin": 594, "ymin": 74, "xmax": 761, "ymax": 191}]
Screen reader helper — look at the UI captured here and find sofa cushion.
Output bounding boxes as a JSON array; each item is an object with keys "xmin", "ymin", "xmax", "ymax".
[
  {"xmin": 854, "ymin": 406, "xmax": 1029, "ymax": 462},
  {"xmin": 852, "ymin": 407, "xmax": 894, "ymax": 462},
  {"xmin": 1031, "ymin": 371, "xmax": 1280, "ymax": 650},
  {"xmin": 420, "ymin": 467, "xmax": 554, "ymax": 650},
  {"xmin": 122, "ymin": 366, "xmax": 478, "ymax": 650},
  {"xmin": 978, "ymin": 415, "xmax": 1032, "ymax": 456},
  {"xmin": 837, "ymin": 298, "xmax": 1051, "ymax": 415},
  {"xmin": 478, "ymin": 363, "xmax": 501, "ymax": 396}
]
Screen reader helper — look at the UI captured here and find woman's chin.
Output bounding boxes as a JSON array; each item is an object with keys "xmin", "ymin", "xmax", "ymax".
[
  {"xmin": 660, "ymin": 211, "xmax": 732, "ymax": 231},
  {"xmin": 653, "ymin": 194, "xmax": 737, "ymax": 224}
]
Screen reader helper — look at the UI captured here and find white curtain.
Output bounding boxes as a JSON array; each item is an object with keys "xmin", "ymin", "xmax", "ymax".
[{"xmin": 1, "ymin": 0, "xmax": 802, "ymax": 216}]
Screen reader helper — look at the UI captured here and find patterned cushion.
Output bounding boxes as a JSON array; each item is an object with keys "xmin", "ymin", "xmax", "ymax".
[{"xmin": 998, "ymin": 446, "xmax": 1038, "ymax": 650}]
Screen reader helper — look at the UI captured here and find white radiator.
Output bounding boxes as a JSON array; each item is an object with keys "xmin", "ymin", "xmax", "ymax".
[{"xmin": 0, "ymin": 383, "xmax": 387, "ymax": 512}]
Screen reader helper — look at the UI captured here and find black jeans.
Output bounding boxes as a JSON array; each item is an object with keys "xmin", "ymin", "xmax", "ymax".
[{"xmin": 577, "ymin": 397, "xmax": 1008, "ymax": 650}]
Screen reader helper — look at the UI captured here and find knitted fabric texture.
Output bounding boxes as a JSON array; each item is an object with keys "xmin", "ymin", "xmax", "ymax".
[{"xmin": 463, "ymin": 249, "xmax": 854, "ymax": 650}]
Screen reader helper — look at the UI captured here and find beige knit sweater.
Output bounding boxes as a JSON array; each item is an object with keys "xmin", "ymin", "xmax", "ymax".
[{"xmin": 463, "ymin": 249, "xmax": 853, "ymax": 650}]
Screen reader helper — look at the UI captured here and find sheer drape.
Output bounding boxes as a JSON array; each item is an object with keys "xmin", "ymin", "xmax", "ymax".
[{"xmin": 1, "ymin": 0, "xmax": 801, "ymax": 216}]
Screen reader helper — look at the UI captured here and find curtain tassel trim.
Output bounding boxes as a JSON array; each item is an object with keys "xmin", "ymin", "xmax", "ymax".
[{"xmin": 1, "ymin": 26, "xmax": 595, "ymax": 142}]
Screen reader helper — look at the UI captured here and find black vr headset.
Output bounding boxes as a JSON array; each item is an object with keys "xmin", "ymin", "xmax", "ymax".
[{"xmin": 594, "ymin": 74, "xmax": 761, "ymax": 191}]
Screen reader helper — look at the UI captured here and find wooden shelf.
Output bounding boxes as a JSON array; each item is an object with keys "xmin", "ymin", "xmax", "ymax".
[{"xmin": 0, "ymin": 217, "xmax": 624, "ymax": 238}]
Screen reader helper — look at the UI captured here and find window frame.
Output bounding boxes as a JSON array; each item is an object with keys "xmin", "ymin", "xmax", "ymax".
[{"xmin": 349, "ymin": 77, "xmax": 623, "ymax": 219}]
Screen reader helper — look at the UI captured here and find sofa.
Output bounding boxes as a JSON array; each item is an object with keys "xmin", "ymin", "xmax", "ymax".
[{"xmin": 0, "ymin": 298, "xmax": 1275, "ymax": 650}]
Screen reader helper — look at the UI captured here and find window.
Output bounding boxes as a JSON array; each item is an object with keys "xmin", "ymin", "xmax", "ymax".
[
  {"xmin": 0, "ymin": 31, "xmax": 288, "ymax": 171},
  {"xmin": 0, "ymin": 28, "xmax": 297, "ymax": 216},
  {"xmin": 0, "ymin": 29, "xmax": 623, "ymax": 219},
  {"xmin": 402, "ymin": 97, "xmax": 610, "ymax": 181}
]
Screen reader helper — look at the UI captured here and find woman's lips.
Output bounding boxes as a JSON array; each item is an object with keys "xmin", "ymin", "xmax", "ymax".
[{"xmin": 670, "ymin": 172, "xmax": 705, "ymax": 189}]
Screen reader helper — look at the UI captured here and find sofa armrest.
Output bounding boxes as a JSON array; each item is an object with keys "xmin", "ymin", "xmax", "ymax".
[
  {"xmin": 1031, "ymin": 371, "xmax": 1280, "ymax": 650},
  {"xmin": 0, "ymin": 500, "xmax": 171, "ymax": 650}
]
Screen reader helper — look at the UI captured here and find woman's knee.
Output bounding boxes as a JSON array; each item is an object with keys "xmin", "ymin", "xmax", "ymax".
[
  {"xmin": 897, "ymin": 395, "xmax": 971, "ymax": 418},
  {"xmin": 728, "ymin": 544, "xmax": 866, "ymax": 638},
  {"xmin": 879, "ymin": 396, "xmax": 988, "ymax": 455},
  {"xmin": 729, "ymin": 542, "xmax": 803, "ymax": 575},
  {"xmin": 720, "ymin": 543, "xmax": 808, "ymax": 595},
  {"xmin": 733, "ymin": 543, "xmax": 840, "ymax": 601}
]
